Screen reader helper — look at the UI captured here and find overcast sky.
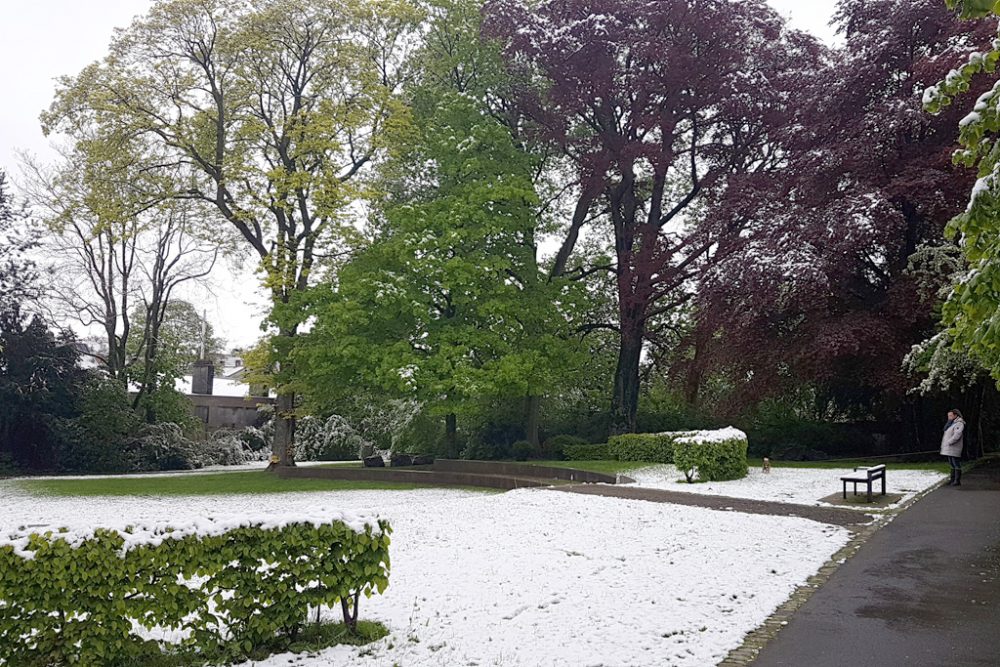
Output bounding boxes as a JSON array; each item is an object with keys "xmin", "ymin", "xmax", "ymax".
[{"xmin": 0, "ymin": 0, "xmax": 840, "ymax": 348}]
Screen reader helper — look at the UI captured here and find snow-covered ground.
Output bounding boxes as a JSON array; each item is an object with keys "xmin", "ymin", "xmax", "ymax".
[
  {"xmin": 6, "ymin": 460, "xmax": 344, "ymax": 482},
  {"xmin": 628, "ymin": 465, "xmax": 945, "ymax": 509},
  {"xmin": 2, "ymin": 481, "xmax": 851, "ymax": 666}
]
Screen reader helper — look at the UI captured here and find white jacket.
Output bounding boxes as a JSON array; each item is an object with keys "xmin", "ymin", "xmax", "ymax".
[{"xmin": 940, "ymin": 418, "xmax": 965, "ymax": 458}]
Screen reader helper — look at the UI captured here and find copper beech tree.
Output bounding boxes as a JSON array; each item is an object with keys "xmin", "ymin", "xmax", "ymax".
[
  {"xmin": 690, "ymin": 0, "xmax": 993, "ymax": 415},
  {"xmin": 484, "ymin": 0, "xmax": 819, "ymax": 433}
]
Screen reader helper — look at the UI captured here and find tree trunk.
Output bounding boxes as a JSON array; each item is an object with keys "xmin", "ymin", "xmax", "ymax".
[
  {"xmin": 270, "ymin": 392, "xmax": 296, "ymax": 467},
  {"xmin": 610, "ymin": 327, "xmax": 643, "ymax": 435},
  {"xmin": 524, "ymin": 395, "xmax": 541, "ymax": 447},
  {"xmin": 445, "ymin": 413, "xmax": 458, "ymax": 458},
  {"xmin": 683, "ymin": 334, "xmax": 706, "ymax": 408}
]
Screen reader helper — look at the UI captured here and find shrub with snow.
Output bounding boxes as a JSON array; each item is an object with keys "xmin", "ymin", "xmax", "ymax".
[
  {"xmin": 672, "ymin": 427, "xmax": 749, "ymax": 483},
  {"xmin": 295, "ymin": 415, "xmax": 368, "ymax": 461}
]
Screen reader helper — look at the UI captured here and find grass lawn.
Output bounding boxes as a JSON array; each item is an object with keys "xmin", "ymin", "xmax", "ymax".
[
  {"xmin": 527, "ymin": 460, "xmax": 655, "ymax": 475},
  {"xmin": 18, "ymin": 470, "xmax": 477, "ymax": 497}
]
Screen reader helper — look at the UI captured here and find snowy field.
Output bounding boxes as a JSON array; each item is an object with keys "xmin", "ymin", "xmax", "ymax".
[
  {"xmin": 628, "ymin": 465, "xmax": 945, "ymax": 509},
  {"xmin": 2, "ymin": 481, "xmax": 851, "ymax": 666},
  {"xmin": 6, "ymin": 460, "xmax": 337, "ymax": 481}
]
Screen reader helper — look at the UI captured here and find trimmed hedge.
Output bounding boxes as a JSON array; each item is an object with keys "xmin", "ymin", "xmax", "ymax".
[
  {"xmin": 511, "ymin": 440, "xmax": 533, "ymax": 461},
  {"xmin": 0, "ymin": 515, "xmax": 391, "ymax": 666},
  {"xmin": 563, "ymin": 443, "xmax": 613, "ymax": 460},
  {"xmin": 540, "ymin": 434, "xmax": 587, "ymax": 460},
  {"xmin": 672, "ymin": 428, "xmax": 749, "ymax": 482},
  {"xmin": 608, "ymin": 433, "xmax": 675, "ymax": 463}
]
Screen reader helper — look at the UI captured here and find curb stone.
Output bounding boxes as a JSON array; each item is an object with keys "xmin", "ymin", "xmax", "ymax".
[{"xmin": 716, "ymin": 476, "xmax": 949, "ymax": 667}]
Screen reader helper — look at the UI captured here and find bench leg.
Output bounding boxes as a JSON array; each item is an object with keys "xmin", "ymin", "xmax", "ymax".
[
  {"xmin": 882, "ymin": 476, "xmax": 886, "ymax": 496},
  {"xmin": 843, "ymin": 480, "xmax": 847, "ymax": 499},
  {"xmin": 853, "ymin": 481, "xmax": 858, "ymax": 497},
  {"xmin": 867, "ymin": 483, "xmax": 872, "ymax": 503}
]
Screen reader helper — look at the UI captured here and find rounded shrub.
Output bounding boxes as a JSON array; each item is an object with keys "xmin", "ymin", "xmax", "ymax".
[
  {"xmin": 672, "ymin": 427, "xmax": 749, "ymax": 482},
  {"xmin": 541, "ymin": 434, "xmax": 587, "ymax": 460},
  {"xmin": 511, "ymin": 439, "xmax": 534, "ymax": 461}
]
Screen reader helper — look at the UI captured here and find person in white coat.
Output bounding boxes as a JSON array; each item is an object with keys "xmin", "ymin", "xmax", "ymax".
[{"xmin": 941, "ymin": 409, "xmax": 965, "ymax": 486}]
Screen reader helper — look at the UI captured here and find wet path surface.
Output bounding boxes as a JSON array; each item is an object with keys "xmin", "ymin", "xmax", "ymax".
[{"xmin": 751, "ymin": 459, "xmax": 1000, "ymax": 666}]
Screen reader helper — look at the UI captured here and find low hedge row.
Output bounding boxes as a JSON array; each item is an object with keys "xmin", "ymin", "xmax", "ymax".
[
  {"xmin": 563, "ymin": 443, "xmax": 613, "ymax": 460},
  {"xmin": 565, "ymin": 428, "xmax": 749, "ymax": 483},
  {"xmin": 673, "ymin": 429, "xmax": 749, "ymax": 482},
  {"xmin": 0, "ymin": 515, "xmax": 391, "ymax": 666},
  {"xmin": 608, "ymin": 433, "xmax": 675, "ymax": 463}
]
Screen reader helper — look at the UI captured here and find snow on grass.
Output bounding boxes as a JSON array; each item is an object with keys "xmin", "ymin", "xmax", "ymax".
[
  {"xmin": 628, "ymin": 465, "xmax": 945, "ymax": 509},
  {"xmin": 6, "ymin": 459, "xmax": 343, "ymax": 482},
  {"xmin": 1, "ymin": 481, "xmax": 850, "ymax": 666}
]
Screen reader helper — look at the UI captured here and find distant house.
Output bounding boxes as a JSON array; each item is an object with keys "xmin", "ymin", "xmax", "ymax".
[{"xmin": 216, "ymin": 351, "xmax": 246, "ymax": 379}]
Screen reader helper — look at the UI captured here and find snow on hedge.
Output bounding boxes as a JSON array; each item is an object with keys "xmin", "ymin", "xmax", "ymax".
[
  {"xmin": 2, "ymin": 480, "xmax": 850, "ymax": 666},
  {"xmin": 0, "ymin": 509, "xmax": 382, "ymax": 560},
  {"xmin": 673, "ymin": 426, "xmax": 747, "ymax": 444}
]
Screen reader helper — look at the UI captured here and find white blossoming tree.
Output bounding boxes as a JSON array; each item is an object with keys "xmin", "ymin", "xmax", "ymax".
[{"xmin": 923, "ymin": 0, "xmax": 1000, "ymax": 381}]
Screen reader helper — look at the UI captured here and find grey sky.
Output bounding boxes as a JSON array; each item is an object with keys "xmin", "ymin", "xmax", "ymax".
[{"xmin": 0, "ymin": 0, "xmax": 840, "ymax": 347}]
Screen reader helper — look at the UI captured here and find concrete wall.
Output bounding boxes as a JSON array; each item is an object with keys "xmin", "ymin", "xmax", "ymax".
[{"xmin": 186, "ymin": 394, "xmax": 273, "ymax": 430}]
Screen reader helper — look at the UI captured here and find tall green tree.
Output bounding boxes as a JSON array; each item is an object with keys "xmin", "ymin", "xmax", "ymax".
[
  {"xmin": 923, "ymin": 0, "xmax": 1000, "ymax": 382},
  {"xmin": 297, "ymin": 28, "xmax": 587, "ymax": 454},
  {"xmin": 42, "ymin": 0, "xmax": 422, "ymax": 465}
]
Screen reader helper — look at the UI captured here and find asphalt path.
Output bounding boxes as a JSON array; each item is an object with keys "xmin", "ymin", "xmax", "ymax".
[{"xmin": 752, "ymin": 459, "xmax": 1000, "ymax": 667}]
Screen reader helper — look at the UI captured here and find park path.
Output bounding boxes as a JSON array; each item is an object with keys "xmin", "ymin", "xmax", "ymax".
[
  {"xmin": 748, "ymin": 458, "xmax": 1000, "ymax": 667},
  {"xmin": 553, "ymin": 483, "xmax": 874, "ymax": 526}
]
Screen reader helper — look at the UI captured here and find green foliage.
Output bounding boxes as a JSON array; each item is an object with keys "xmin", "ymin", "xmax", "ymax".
[
  {"xmin": 923, "ymin": 8, "xmax": 1000, "ymax": 384},
  {"xmin": 127, "ymin": 300, "xmax": 224, "ymax": 370},
  {"xmin": 296, "ymin": 415, "xmax": 366, "ymax": 461},
  {"xmin": 0, "ymin": 304, "xmax": 88, "ymax": 469},
  {"xmin": 944, "ymin": 0, "xmax": 1000, "ymax": 19},
  {"xmin": 672, "ymin": 432, "xmax": 749, "ymax": 483},
  {"xmin": 294, "ymin": 0, "xmax": 589, "ymax": 441},
  {"xmin": 511, "ymin": 439, "xmax": 533, "ymax": 461},
  {"xmin": 608, "ymin": 433, "xmax": 676, "ymax": 464},
  {"xmin": 636, "ymin": 386, "xmax": 717, "ymax": 433},
  {"xmin": 540, "ymin": 434, "xmax": 587, "ymax": 460},
  {"xmin": 563, "ymin": 443, "xmax": 613, "ymax": 461},
  {"xmin": 0, "ymin": 518, "xmax": 392, "ymax": 666},
  {"xmin": 54, "ymin": 375, "xmax": 139, "ymax": 473}
]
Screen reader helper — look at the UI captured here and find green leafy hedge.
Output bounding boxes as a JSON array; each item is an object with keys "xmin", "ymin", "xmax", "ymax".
[
  {"xmin": 540, "ymin": 434, "xmax": 587, "ymax": 459},
  {"xmin": 672, "ymin": 428, "xmax": 749, "ymax": 482},
  {"xmin": 0, "ymin": 516, "xmax": 391, "ymax": 666},
  {"xmin": 608, "ymin": 433, "xmax": 675, "ymax": 463},
  {"xmin": 563, "ymin": 443, "xmax": 613, "ymax": 460}
]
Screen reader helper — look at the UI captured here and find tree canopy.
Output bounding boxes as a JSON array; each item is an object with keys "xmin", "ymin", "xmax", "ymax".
[{"xmin": 43, "ymin": 0, "xmax": 423, "ymax": 464}]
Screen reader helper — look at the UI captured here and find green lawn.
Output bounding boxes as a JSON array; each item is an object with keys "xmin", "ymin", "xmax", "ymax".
[
  {"xmin": 19, "ymin": 470, "xmax": 473, "ymax": 497},
  {"xmin": 527, "ymin": 460, "xmax": 655, "ymax": 475}
]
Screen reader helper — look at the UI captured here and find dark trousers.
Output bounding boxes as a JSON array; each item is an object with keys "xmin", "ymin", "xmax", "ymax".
[{"xmin": 948, "ymin": 456, "xmax": 962, "ymax": 470}]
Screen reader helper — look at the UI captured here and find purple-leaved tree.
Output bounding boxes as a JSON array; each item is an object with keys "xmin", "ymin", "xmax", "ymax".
[{"xmin": 484, "ymin": 0, "xmax": 820, "ymax": 433}]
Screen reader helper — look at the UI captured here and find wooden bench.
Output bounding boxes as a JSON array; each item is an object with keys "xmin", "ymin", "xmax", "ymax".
[{"xmin": 840, "ymin": 464, "xmax": 886, "ymax": 503}]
